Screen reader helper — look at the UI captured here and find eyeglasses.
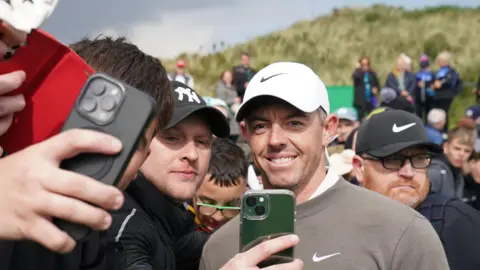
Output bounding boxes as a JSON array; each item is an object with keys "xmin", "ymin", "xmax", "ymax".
[
  {"xmin": 362, "ymin": 153, "xmax": 433, "ymax": 170},
  {"xmin": 196, "ymin": 202, "xmax": 241, "ymax": 218}
]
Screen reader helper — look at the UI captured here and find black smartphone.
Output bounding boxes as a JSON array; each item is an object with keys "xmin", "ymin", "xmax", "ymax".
[
  {"xmin": 55, "ymin": 72, "xmax": 157, "ymax": 241},
  {"xmin": 240, "ymin": 189, "xmax": 296, "ymax": 268}
]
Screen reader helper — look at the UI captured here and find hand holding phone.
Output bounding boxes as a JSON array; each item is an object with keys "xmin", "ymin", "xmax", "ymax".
[
  {"xmin": 55, "ymin": 72, "xmax": 157, "ymax": 241},
  {"xmin": 240, "ymin": 189, "xmax": 296, "ymax": 268}
]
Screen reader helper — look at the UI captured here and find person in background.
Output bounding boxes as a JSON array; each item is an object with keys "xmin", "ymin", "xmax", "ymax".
[
  {"xmin": 431, "ymin": 51, "xmax": 461, "ymax": 128},
  {"xmin": 379, "ymin": 87, "xmax": 415, "ymax": 113},
  {"xmin": 168, "ymin": 59, "xmax": 195, "ymax": 88},
  {"xmin": 425, "ymin": 108, "xmax": 447, "ymax": 145},
  {"xmin": 353, "ymin": 109, "xmax": 480, "ymax": 270},
  {"xmin": 429, "ymin": 118, "xmax": 477, "ymax": 200},
  {"xmin": 188, "ymin": 138, "xmax": 248, "ymax": 233},
  {"xmin": 465, "ymin": 105, "xmax": 480, "ymax": 152},
  {"xmin": 463, "ymin": 152, "xmax": 480, "ymax": 210},
  {"xmin": 215, "ymin": 70, "xmax": 241, "ymax": 141},
  {"xmin": 328, "ymin": 107, "xmax": 359, "ymax": 154},
  {"xmin": 232, "ymin": 52, "xmax": 256, "ymax": 102},
  {"xmin": 352, "ymin": 56, "xmax": 380, "ymax": 119},
  {"xmin": 385, "ymin": 54, "xmax": 416, "ymax": 103},
  {"xmin": 415, "ymin": 55, "xmax": 435, "ymax": 119},
  {"xmin": 203, "ymin": 97, "xmax": 230, "ymax": 119}
]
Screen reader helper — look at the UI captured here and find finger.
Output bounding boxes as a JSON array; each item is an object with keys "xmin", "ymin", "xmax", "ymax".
[
  {"xmin": 243, "ymin": 235, "xmax": 299, "ymax": 265},
  {"xmin": 24, "ymin": 217, "xmax": 76, "ymax": 253},
  {"xmin": 0, "ymin": 94, "xmax": 25, "ymax": 116},
  {"xmin": 39, "ymin": 192, "xmax": 113, "ymax": 231},
  {"xmin": 42, "ymin": 169, "xmax": 124, "ymax": 210},
  {"xmin": 263, "ymin": 259, "xmax": 304, "ymax": 270},
  {"xmin": 0, "ymin": 21, "xmax": 27, "ymax": 47},
  {"xmin": 0, "ymin": 114, "xmax": 13, "ymax": 135},
  {"xmin": 0, "ymin": 71, "xmax": 26, "ymax": 95},
  {"xmin": 0, "ymin": 41, "xmax": 7, "ymax": 57},
  {"xmin": 37, "ymin": 128, "xmax": 122, "ymax": 162}
]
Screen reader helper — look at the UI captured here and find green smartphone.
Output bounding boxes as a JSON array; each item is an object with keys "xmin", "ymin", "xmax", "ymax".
[{"xmin": 240, "ymin": 189, "xmax": 296, "ymax": 267}]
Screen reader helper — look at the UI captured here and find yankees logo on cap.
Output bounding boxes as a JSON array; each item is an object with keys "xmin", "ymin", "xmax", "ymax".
[{"xmin": 164, "ymin": 81, "xmax": 230, "ymax": 138}]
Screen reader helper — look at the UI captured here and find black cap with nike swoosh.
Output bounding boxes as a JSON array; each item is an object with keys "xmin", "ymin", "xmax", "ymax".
[{"xmin": 355, "ymin": 110, "xmax": 443, "ymax": 157}]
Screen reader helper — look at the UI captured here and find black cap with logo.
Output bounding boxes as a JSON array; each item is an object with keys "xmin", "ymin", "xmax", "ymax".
[
  {"xmin": 164, "ymin": 81, "xmax": 230, "ymax": 138},
  {"xmin": 355, "ymin": 110, "xmax": 443, "ymax": 157}
]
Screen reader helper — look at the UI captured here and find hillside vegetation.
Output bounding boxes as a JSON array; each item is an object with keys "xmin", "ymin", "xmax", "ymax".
[{"xmin": 163, "ymin": 5, "xmax": 480, "ymax": 128}]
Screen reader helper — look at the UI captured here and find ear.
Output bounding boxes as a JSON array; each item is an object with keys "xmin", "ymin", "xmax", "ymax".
[
  {"xmin": 354, "ymin": 121, "xmax": 360, "ymax": 129},
  {"xmin": 442, "ymin": 141, "xmax": 449, "ymax": 153},
  {"xmin": 322, "ymin": 114, "xmax": 339, "ymax": 146},
  {"xmin": 352, "ymin": 155, "xmax": 365, "ymax": 186},
  {"xmin": 240, "ymin": 121, "xmax": 249, "ymax": 141}
]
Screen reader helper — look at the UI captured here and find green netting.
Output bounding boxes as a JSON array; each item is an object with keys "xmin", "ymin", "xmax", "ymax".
[{"xmin": 326, "ymin": 85, "xmax": 354, "ymax": 112}]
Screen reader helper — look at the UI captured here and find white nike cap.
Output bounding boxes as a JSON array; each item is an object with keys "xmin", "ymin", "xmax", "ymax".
[{"xmin": 235, "ymin": 62, "xmax": 330, "ymax": 121}]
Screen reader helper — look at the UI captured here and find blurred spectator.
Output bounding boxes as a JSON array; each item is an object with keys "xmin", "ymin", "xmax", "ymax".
[
  {"xmin": 426, "ymin": 108, "xmax": 447, "ymax": 145},
  {"xmin": 431, "ymin": 51, "xmax": 462, "ymax": 128},
  {"xmin": 188, "ymin": 138, "xmax": 247, "ymax": 233},
  {"xmin": 415, "ymin": 55, "xmax": 435, "ymax": 119},
  {"xmin": 168, "ymin": 59, "xmax": 195, "ymax": 88},
  {"xmin": 203, "ymin": 97, "xmax": 229, "ymax": 118},
  {"xmin": 215, "ymin": 70, "xmax": 241, "ymax": 141},
  {"xmin": 465, "ymin": 105, "xmax": 480, "ymax": 152},
  {"xmin": 352, "ymin": 56, "xmax": 380, "ymax": 119},
  {"xmin": 330, "ymin": 107, "xmax": 359, "ymax": 148},
  {"xmin": 385, "ymin": 54, "xmax": 416, "ymax": 103},
  {"xmin": 400, "ymin": 53, "xmax": 412, "ymax": 72},
  {"xmin": 232, "ymin": 52, "xmax": 256, "ymax": 102},
  {"xmin": 429, "ymin": 119, "xmax": 477, "ymax": 199},
  {"xmin": 379, "ymin": 87, "xmax": 415, "ymax": 113}
]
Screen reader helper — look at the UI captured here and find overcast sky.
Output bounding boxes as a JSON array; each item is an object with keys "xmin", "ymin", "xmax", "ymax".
[{"xmin": 41, "ymin": 0, "xmax": 478, "ymax": 58}]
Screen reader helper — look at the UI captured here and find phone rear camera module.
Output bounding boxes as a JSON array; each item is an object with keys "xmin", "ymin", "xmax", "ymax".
[
  {"xmin": 81, "ymin": 97, "xmax": 97, "ymax": 112},
  {"xmin": 246, "ymin": 196, "xmax": 257, "ymax": 207},
  {"xmin": 254, "ymin": 205, "xmax": 266, "ymax": 216},
  {"xmin": 100, "ymin": 96, "xmax": 116, "ymax": 112},
  {"xmin": 92, "ymin": 84, "xmax": 106, "ymax": 96}
]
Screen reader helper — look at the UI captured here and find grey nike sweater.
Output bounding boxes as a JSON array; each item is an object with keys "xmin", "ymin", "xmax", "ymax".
[{"xmin": 200, "ymin": 178, "xmax": 449, "ymax": 270}]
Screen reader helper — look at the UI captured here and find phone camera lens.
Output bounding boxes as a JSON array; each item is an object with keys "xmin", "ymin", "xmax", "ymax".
[
  {"xmin": 91, "ymin": 82, "xmax": 106, "ymax": 96},
  {"xmin": 100, "ymin": 96, "xmax": 116, "ymax": 112},
  {"xmin": 246, "ymin": 196, "xmax": 257, "ymax": 207},
  {"xmin": 81, "ymin": 97, "xmax": 97, "ymax": 112},
  {"xmin": 254, "ymin": 206, "xmax": 266, "ymax": 216}
]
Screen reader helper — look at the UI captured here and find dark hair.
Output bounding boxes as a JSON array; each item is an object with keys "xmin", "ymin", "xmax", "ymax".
[
  {"xmin": 344, "ymin": 128, "xmax": 359, "ymax": 150},
  {"xmin": 240, "ymin": 52, "xmax": 250, "ymax": 58},
  {"xmin": 70, "ymin": 36, "xmax": 173, "ymax": 129},
  {"xmin": 208, "ymin": 138, "xmax": 248, "ymax": 187}
]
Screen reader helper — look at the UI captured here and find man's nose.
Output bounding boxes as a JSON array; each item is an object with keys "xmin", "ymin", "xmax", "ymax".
[
  {"xmin": 267, "ymin": 124, "xmax": 287, "ymax": 148},
  {"xmin": 398, "ymin": 159, "xmax": 415, "ymax": 179},
  {"xmin": 182, "ymin": 140, "xmax": 199, "ymax": 161}
]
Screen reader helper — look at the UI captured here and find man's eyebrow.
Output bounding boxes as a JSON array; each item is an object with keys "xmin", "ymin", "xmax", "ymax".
[{"xmin": 285, "ymin": 111, "xmax": 308, "ymax": 119}]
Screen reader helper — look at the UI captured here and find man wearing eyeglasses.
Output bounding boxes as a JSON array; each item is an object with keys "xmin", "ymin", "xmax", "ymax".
[
  {"xmin": 188, "ymin": 138, "xmax": 247, "ymax": 233},
  {"xmin": 353, "ymin": 109, "xmax": 480, "ymax": 270}
]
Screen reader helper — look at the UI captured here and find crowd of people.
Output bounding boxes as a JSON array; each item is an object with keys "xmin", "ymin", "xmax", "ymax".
[{"xmin": 2, "ymin": 2, "xmax": 480, "ymax": 270}]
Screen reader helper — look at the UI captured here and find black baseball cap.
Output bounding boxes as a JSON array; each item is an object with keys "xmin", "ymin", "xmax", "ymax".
[
  {"xmin": 355, "ymin": 110, "xmax": 443, "ymax": 158},
  {"xmin": 164, "ymin": 81, "xmax": 230, "ymax": 138}
]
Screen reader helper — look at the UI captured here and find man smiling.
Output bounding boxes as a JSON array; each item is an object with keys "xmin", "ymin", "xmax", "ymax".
[{"xmin": 200, "ymin": 62, "xmax": 449, "ymax": 269}]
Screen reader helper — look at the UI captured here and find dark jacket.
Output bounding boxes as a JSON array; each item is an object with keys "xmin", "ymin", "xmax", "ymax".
[
  {"xmin": 433, "ymin": 66, "xmax": 462, "ymax": 100},
  {"xmin": 0, "ymin": 228, "xmax": 105, "ymax": 270},
  {"xmin": 417, "ymin": 193, "xmax": 480, "ymax": 270},
  {"xmin": 463, "ymin": 174, "xmax": 480, "ymax": 210},
  {"xmin": 352, "ymin": 68, "xmax": 380, "ymax": 107},
  {"xmin": 380, "ymin": 96, "xmax": 415, "ymax": 114},
  {"xmin": 385, "ymin": 71, "xmax": 416, "ymax": 96},
  {"xmin": 428, "ymin": 154, "xmax": 464, "ymax": 199},
  {"xmin": 106, "ymin": 174, "xmax": 208, "ymax": 270},
  {"xmin": 232, "ymin": 65, "xmax": 256, "ymax": 101}
]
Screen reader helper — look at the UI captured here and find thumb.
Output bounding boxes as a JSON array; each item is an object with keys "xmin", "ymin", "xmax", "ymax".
[{"xmin": 33, "ymin": 128, "xmax": 122, "ymax": 163}]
